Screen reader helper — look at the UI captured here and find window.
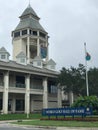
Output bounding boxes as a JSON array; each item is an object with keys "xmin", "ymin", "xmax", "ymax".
[
  {"xmin": 50, "ymin": 85, "xmax": 57, "ymax": 94},
  {"xmin": 33, "ymin": 31, "xmax": 37, "ymax": 36},
  {"xmin": 0, "ymin": 73, "xmax": 3, "ymax": 86},
  {"xmin": 39, "ymin": 32, "xmax": 46, "ymax": 38},
  {"xmin": 20, "ymin": 58, "xmax": 25, "ymax": 63},
  {"xmin": 29, "ymin": 30, "xmax": 37, "ymax": 36},
  {"xmin": 51, "ymin": 65, "xmax": 55, "ymax": 70},
  {"xmin": 1, "ymin": 54, "xmax": 6, "ymax": 59},
  {"xmin": 37, "ymin": 61, "xmax": 41, "ymax": 66},
  {"xmin": 8, "ymin": 99, "xmax": 12, "ymax": 111},
  {"xmin": 16, "ymin": 76, "xmax": 25, "ymax": 88},
  {"xmin": 16, "ymin": 99, "xmax": 24, "ymax": 111},
  {"xmin": 29, "ymin": 29, "xmax": 32, "ymax": 35},
  {"xmin": 14, "ymin": 32, "xmax": 20, "ymax": 38},
  {"xmin": 0, "ymin": 99, "xmax": 2, "ymax": 110},
  {"xmin": 48, "ymin": 81, "xmax": 57, "ymax": 94},
  {"xmin": 22, "ymin": 30, "xmax": 27, "ymax": 35}
]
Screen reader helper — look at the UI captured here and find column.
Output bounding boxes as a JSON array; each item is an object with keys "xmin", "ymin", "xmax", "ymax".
[
  {"xmin": 57, "ymin": 87, "xmax": 62, "ymax": 108},
  {"xmin": 37, "ymin": 31, "xmax": 40, "ymax": 56},
  {"xmin": 46, "ymin": 35, "xmax": 49, "ymax": 61},
  {"xmin": 3, "ymin": 71, "xmax": 9, "ymax": 114},
  {"xmin": 12, "ymin": 98, "xmax": 16, "ymax": 113},
  {"xmin": 43, "ymin": 77, "xmax": 48, "ymax": 108},
  {"xmin": 30, "ymin": 100, "xmax": 34, "ymax": 112},
  {"xmin": 25, "ymin": 74, "xmax": 30, "ymax": 114},
  {"xmin": 69, "ymin": 91, "xmax": 74, "ymax": 106},
  {"xmin": 27, "ymin": 37, "xmax": 30, "ymax": 64}
]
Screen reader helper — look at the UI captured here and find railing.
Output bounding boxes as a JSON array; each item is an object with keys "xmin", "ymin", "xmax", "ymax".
[
  {"xmin": 2, "ymin": 83, "xmax": 43, "ymax": 94},
  {"xmin": 16, "ymin": 83, "xmax": 25, "ymax": 88},
  {"xmin": 30, "ymin": 88, "xmax": 43, "ymax": 94},
  {"xmin": 0, "ymin": 82, "xmax": 4, "ymax": 87},
  {"xmin": 30, "ymin": 86, "xmax": 43, "ymax": 90}
]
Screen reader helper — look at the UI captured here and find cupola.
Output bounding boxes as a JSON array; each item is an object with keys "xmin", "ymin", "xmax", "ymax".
[
  {"xmin": 33, "ymin": 55, "xmax": 43, "ymax": 68},
  {"xmin": 0, "ymin": 47, "xmax": 10, "ymax": 62},
  {"xmin": 16, "ymin": 51, "xmax": 27, "ymax": 65}
]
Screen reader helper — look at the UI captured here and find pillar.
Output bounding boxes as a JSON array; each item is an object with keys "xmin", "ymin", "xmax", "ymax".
[
  {"xmin": 57, "ymin": 88, "xmax": 62, "ymax": 108},
  {"xmin": 43, "ymin": 77, "xmax": 48, "ymax": 108},
  {"xmin": 25, "ymin": 74, "xmax": 30, "ymax": 114},
  {"xmin": 3, "ymin": 71, "xmax": 9, "ymax": 114},
  {"xmin": 69, "ymin": 91, "xmax": 74, "ymax": 106},
  {"xmin": 46, "ymin": 35, "xmax": 49, "ymax": 61},
  {"xmin": 27, "ymin": 36, "xmax": 30, "ymax": 64},
  {"xmin": 30, "ymin": 100, "xmax": 34, "ymax": 112},
  {"xmin": 37, "ymin": 31, "xmax": 40, "ymax": 56},
  {"xmin": 12, "ymin": 98, "xmax": 16, "ymax": 113}
]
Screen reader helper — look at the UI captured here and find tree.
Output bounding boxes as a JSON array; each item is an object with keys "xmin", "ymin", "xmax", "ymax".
[
  {"xmin": 58, "ymin": 64, "xmax": 98, "ymax": 96},
  {"xmin": 58, "ymin": 64, "xmax": 86, "ymax": 95},
  {"xmin": 88, "ymin": 68, "xmax": 98, "ymax": 96}
]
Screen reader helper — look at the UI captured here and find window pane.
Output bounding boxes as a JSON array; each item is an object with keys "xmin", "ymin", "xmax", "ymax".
[
  {"xmin": 1, "ymin": 55, "xmax": 6, "ymax": 59},
  {"xmin": 20, "ymin": 58, "xmax": 25, "ymax": 63},
  {"xmin": 22, "ymin": 30, "xmax": 27, "ymax": 35},
  {"xmin": 39, "ymin": 32, "xmax": 46, "ymax": 38},
  {"xmin": 37, "ymin": 61, "xmax": 41, "ymax": 66},
  {"xmin": 14, "ymin": 32, "xmax": 20, "ymax": 37},
  {"xmin": 51, "ymin": 65, "xmax": 55, "ymax": 69},
  {"xmin": 16, "ymin": 99, "xmax": 24, "ymax": 111},
  {"xmin": 16, "ymin": 76, "xmax": 25, "ymax": 88},
  {"xmin": 33, "ymin": 31, "xmax": 37, "ymax": 36},
  {"xmin": 0, "ymin": 99, "xmax": 2, "ymax": 110}
]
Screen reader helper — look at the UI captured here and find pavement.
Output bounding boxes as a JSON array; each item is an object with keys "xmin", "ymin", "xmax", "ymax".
[{"xmin": 0, "ymin": 120, "xmax": 98, "ymax": 130}]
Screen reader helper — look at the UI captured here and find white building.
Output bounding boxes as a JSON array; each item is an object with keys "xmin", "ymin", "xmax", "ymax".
[{"xmin": 0, "ymin": 4, "xmax": 62, "ymax": 114}]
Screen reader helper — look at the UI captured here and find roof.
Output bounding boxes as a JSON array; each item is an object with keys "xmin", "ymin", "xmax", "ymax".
[
  {"xmin": 0, "ymin": 47, "xmax": 10, "ymax": 56},
  {"xmin": 47, "ymin": 59, "xmax": 56, "ymax": 65},
  {"xmin": 14, "ymin": 5, "xmax": 47, "ymax": 33},
  {"xmin": 20, "ymin": 5, "xmax": 39, "ymax": 20},
  {"xmin": 0, "ymin": 60, "xmax": 59, "ymax": 78},
  {"xmin": 15, "ymin": 17, "xmax": 46, "ymax": 32},
  {"xmin": 16, "ymin": 51, "xmax": 26, "ymax": 58}
]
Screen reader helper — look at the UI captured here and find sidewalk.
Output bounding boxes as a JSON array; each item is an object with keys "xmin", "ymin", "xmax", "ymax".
[{"xmin": 0, "ymin": 120, "xmax": 98, "ymax": 130}]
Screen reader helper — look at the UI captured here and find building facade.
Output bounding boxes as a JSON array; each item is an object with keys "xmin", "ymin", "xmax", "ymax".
[{"xmin": 0, "ymin": 4, "xmax": 62, "ymax": 114}]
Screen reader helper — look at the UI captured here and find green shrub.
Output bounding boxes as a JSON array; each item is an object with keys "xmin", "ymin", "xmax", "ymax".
[{"xmin": 72, "ymin": 96, "xmax": 98, "ymax": 115}]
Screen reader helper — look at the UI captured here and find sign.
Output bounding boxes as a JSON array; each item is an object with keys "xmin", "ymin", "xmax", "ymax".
[{"xmin": 42, "ymin": 107, "xmax": 92, "ymax": 117}]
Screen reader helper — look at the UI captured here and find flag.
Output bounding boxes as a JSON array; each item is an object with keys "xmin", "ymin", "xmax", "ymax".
[
  {"xmin": 86, "ymin": 52, "xmax": 91, "ymax": 61},
  {"xmin": 41, "ymin": 46, "xmax": 47, "ymax": 58}
]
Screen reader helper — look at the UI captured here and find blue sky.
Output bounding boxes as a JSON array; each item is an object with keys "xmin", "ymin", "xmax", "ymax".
[{"xmin": 0, "ymin": 0, "xmax": 98, "ymax": 70}]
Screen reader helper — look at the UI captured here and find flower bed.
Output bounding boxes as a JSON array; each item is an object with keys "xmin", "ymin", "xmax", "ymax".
[{"xmin": 41, "ymin": 117, "xmax": 98, "ymax": 121}]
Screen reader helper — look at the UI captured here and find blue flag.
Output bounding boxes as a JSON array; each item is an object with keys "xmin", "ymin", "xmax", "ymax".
[
  {"xmin": 86, "ymin": 52, "xmax": 91, "ymax": 61},
  {"xmin": 41, "ymin": 46, "xmax": 47, "ymax": 58}
]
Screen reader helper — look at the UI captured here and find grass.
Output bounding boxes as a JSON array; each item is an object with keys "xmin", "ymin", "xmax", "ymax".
[
  {"xmin": 1, "ymin": 114, "xmax": 98, "ymax": 127},
  {"xmin": 0, "ymin": 113, "xmax": 42, "ymax": 120},
  {"xmin": 13, "ymin": 119, "xmax": 98, "ymax": 127}
]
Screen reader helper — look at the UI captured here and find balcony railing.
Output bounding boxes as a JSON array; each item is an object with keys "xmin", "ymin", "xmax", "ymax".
[
  {"xmin": 30, "ymin": 86, "xmax": 43, "ymax": 90},
  {"xmin": 10, "ymin": 83, "xmax": 25, "ymax": 88},
  {"xmin": 0, "ymin": 82, "xmax": 4, "ymax": 87},
  {"xmin": 9, "ymin": 83, "xmax": 43, "ymax": 90},
  {"xmin": 16, "ymin": 83, "xmax": 25, "ymax": 88}
]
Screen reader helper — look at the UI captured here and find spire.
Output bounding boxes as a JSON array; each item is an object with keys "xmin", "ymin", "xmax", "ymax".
[
  {"xmin": 28, "ymin": 0, "xmax": 31, "ymax": 8},
  {"xmin": 14, "ymin": 4, "xmax": 47, "ymax": 33},
  {"xmin": 20, "ymin": 3, "xmax": 39, "ymax": 20}
]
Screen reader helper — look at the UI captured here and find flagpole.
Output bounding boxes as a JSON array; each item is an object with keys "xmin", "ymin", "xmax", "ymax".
[{"xmin": 84, "ymin": 42, "xmax": 89, "ymax": 96}]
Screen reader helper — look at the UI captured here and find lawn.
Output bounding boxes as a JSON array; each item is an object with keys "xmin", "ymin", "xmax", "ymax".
[
  {"xmin": 0, "ymin": 113, "xmax": 42, "ymax": 120},
  {"xmin": 1, "ymin": 114, "xmax": 98, "ymax": 127},
  {"xmin": 13, "ymin": 119, "xmax": 98, "ymax": 127}
]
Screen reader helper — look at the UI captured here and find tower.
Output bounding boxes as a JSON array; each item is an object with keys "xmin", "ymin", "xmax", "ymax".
[{"xmin": 12, "ymin": 4, "xmax": 49, "ymax": 64}]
